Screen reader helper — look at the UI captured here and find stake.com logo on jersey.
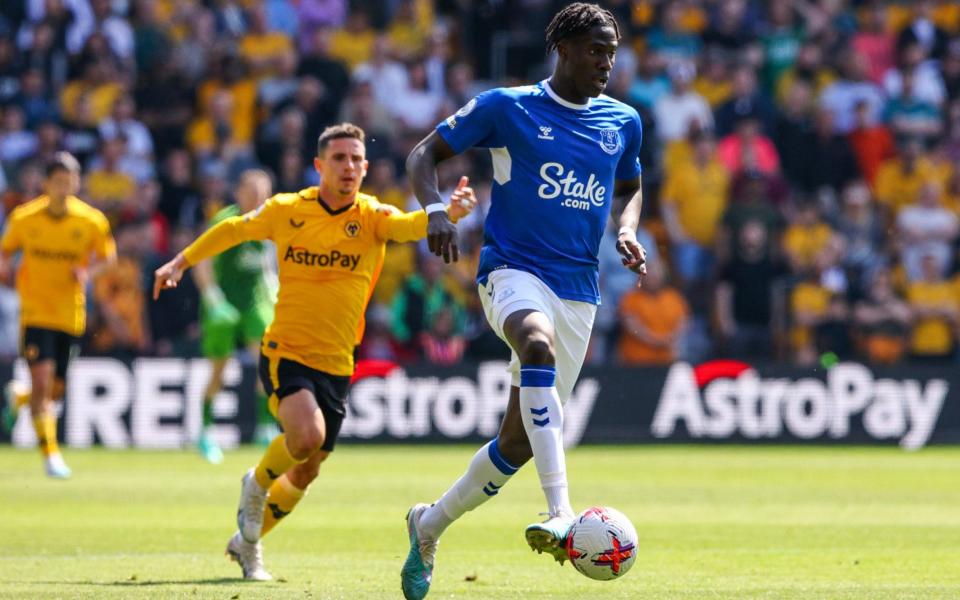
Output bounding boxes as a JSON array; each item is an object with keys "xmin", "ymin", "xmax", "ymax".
[{"xmin": 537, "ymin": 162, "xmax": 606, "ymax": 211}]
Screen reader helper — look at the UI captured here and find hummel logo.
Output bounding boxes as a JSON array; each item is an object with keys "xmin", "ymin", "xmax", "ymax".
[
  {"xmin": 290, "ymin": 218, "xmax": 305, "ymax": 228},
  {"xmin": 538, "ymin": 126, "xmax": 554, "ymax": 140},
  {"xmin": 268, "ymin": 503, "xmax": 290, "ymax": 520}
]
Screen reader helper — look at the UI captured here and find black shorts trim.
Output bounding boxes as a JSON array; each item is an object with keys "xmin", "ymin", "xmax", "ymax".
[
  {"xmin": 258, "ymin": 354, "xmax": 350, "ymax": 452},
  {"xmin": 22, "ymin": 327, "xmax": 79, "ymax": 381}
]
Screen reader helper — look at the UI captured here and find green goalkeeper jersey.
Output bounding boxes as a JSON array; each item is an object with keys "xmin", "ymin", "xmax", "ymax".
[{"xmin": 209, "ymin": 204, "xmax": 276, "ymax": 310}]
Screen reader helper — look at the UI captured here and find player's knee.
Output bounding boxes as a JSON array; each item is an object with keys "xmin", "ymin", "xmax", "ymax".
[
  {"xmin": 518, "ymin": 334, "xmax": 555, "ymax": 366},
  {"xmin": 287, "ymin": 425, "xmax": 325, "ymax": 460}
]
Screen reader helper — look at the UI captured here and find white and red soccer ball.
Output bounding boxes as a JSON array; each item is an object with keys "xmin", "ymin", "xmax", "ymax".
[{"xmin": 566, "ymin": 506, "xmax": 638, "ymax": 581}]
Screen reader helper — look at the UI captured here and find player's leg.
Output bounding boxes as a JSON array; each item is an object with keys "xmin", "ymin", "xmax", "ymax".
[
  {"xmin": 2, "ymin": 374, "xmax": 31, "ymax": 434},
  {"xmin": 197, "ymin": 358, "xmax": 228, "ymax": 464},
  {"xmin": 198, "ymin": 317, "xmax": 236, "ymax": 462},
  {"xmin": 239, "ymin": 388, "xmax": 325, "ymax": 541},
  {"xmin": 259, "ymin": 370, "xmax": 347, "ymax": 537},
  {"xmin": 40, "ymin": 332, "xmax": 79, "ymax": 478}
]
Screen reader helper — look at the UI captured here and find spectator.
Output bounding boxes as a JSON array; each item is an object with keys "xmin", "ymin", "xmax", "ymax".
[
  {"xmin": 297, "ymin": 27, "xmax": 350, "ymax": 111},
  {"xmin": 692, "ymin": 50, "xmax": 732, "ymax": 108},
  {"xmin": 89, "ymin": 218, "xmax": 152, "ymax": 356},
  {"xmin": 789, "ymin": 268, "xmax": 850, "ymax": 366},
  {"xmin": 717, "ymin": 114, "xmax": 780, "ymax": 176},
  {"xmin": 391, "ymin": 254, "xmax": 465, "ymax": 362},
  {"xmin": 906, "ymin": 253, "xmax": 958, "ymax": 364},
  {"xmin": 897, "ymin": 0, "xmax": 950, "ymax": 61},
  {"xmin": 783, "ymin": 202, "xmax": 842, "ymax": 276},
  {"xmin": 98, "ymin": 94, "xmax": 154, "ymax": 164},
  {"xmin": 627, "ymin": 51, "xmax": 670, "ymax": 111},
  {"xmin": 851, "ymin": 2, "xmax": 896, "ymax": 84},
  {"xmin": 759, "ymin": 0, "xmax": 802, "ymax": 91},
  {"xmin": 89, "ymin": 0, "xmax": 134, "ymax": 63},
  {"xmin": 775, "ymin": 41, "xmax": 835, "ymax": 107},
  {"xmin": 897, "ymin": 182, "xmax": 959, "ymax": 282},
  {"xmin": 0, "ymin": 106, "xmax": 39, "ymax": 165},
  {"xmin": 883, "ymin": 71, "xmax": 944, "ymax": 143},
  {"xmin": 653, "ymin": 61, "xmax": 712, "ymax": 143},
  {"xmin": 59, "ymin": 57, "xmax": 123, "ymax": 127},
  {"xmin": 296, "ymin": 0, "xmax": 347, "ymax": 53},
  {"xmin": 662, "ymin": 130, "xmax": 729, "ymax": 287},
  {"xmin": 847, "ymin": 100, "xmax": 896, "ymax": 187},
  {"xmin": 329, "ymin": 9, "xmax": 376, "ymax": 69},
  {"xmin": 715, "ymin": 64, "xmax": 776, "ymax": 137},
  {"xmin": 618, "ymin": 263, "xmax": 689, "ymax": 366},
  {"xmin": 716, "ymin": 220, "xmax": 787, "ymax": 357},
  {"xmin": 820, "ymin": 51, "xmax": 886, "ymax": 134},
  {"xmin": 239, "ymin": 4, "xmax": 295, "ymax": 79},
  {"xmin": 84, "ymin": 135, "xmax": 136, "ymax": 211},
  {"xmin": 853, "ymin": 268, "xmax": 911, "ymax": 365},
  {"xmin": 647, "ymin": 2, "xmax": 702, "ymax": 65},
  {"xmin": 833, "ymin": 181, "xmax": 885, "ymax": 286},
  {"xmin": 883, "ymin": 41, "xmax": 947, "ymax": 109},
  {"xmin": 352, "ymin": 34, "xmax": 409, "ymax": 112},
  {"xmin": 875, "ymin": 137, "xmax": 943, "ymax": 215},
  {"xmin": 197, "ymin": 56, "xmax": 258, "ymax": 149},
  {"xmin": 419, "ymin": 305, "xmax": 466, "ymax": 366}
]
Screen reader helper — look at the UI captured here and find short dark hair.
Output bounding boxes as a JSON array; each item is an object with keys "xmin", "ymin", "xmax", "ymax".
[
  {"xmin": 46, "ymin": 151, "xmax": 81, "ymax": 177},
  {"xmin": 545, "ymin": 2, "xmax": 620, "ymax": 54},
  {"xmin": 317, "ymin": 122, "xmax": 365, "ymax": 156}
]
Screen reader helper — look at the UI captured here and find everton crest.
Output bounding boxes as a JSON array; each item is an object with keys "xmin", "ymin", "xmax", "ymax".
[{"xmin": 598, "ymin": 128, "xmax": 622, "ymax": 155}]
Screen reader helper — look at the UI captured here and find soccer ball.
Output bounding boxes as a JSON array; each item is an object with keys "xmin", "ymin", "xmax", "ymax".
[{"xmin": 566, "ymin": 506, "xmax": 638, "ymax": 581}]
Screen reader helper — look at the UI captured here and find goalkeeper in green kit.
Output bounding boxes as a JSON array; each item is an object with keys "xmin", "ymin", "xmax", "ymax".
[{"xmin": 191, "ymin": 169, "xmax": 280, "ymax": 463}]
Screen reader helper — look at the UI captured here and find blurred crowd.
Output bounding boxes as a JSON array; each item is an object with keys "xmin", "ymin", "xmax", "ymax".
[{"xmin": 0, "ymin": 0, "xmax": 958, "ymax": 368}]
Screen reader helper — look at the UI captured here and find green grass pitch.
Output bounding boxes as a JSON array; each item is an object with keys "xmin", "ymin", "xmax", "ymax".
[{"xmin": 1, "ymin": 445, "xmax": 958, "ymax": 599}]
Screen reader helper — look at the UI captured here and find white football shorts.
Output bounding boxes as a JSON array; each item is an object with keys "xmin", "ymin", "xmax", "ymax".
[{"xmin": 478, "ymin": 268, "xmax": 596, "ymax": 404}]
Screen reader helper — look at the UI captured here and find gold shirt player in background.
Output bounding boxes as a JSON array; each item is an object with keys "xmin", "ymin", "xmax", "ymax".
[
  {"xmin": 153, "ymin": 122, "xmax": 476, "ymax": 580},
  {"xmin": 0, "ymin": 152, "xmax": 117, "ymax": 479}
]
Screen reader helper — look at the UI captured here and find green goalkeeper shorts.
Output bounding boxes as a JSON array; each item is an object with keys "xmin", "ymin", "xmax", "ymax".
[{"xmin": 201, "ymin": 301, "xmax": 274, "ymax": 359}]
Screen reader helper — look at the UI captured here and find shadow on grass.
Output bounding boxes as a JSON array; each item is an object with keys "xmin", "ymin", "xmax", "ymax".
[{"xmin": 33, "ymin": 578, "xmax": 275, "ymax": 586}]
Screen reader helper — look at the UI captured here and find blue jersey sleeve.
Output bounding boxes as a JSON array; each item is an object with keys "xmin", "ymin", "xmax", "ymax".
[
  {"xmin": 435, "ymin": 89, "xmax": 505, "ymax": 153},
  {"xmin": 615, "ymin": 110, "xmax": 643, "ymax": 180}
]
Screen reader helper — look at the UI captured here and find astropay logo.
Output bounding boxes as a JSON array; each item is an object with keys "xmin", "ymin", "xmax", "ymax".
[
  {"xmin": 651, "ymin": 361, "xmax": 947, "ymax": 449},
  {"xmin": 538, "ymin": 162, "xmax": 606, "ymax": 211}
]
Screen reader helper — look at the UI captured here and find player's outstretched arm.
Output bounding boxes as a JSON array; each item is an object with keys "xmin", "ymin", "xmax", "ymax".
[
  {"xmin": 376, "ymin": 180, "xmax": 477, "ymax": 243},
  {"xmin": 153, "ymin": 212, "xmax": 267, "ymax": 299},
  {"xmin": 611, "ymin": 176, "xmax": 647, "ymax": 282},
  {"xmin": 406, "ymin": 130, "xmax": 460, "ymax": 263}
]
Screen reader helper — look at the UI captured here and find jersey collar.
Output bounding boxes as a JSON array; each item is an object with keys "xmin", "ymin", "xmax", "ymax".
[
  {"xmin": 542, "ymin": 80, "xmax": 590, "ymax": 110},
  {"xmin": 305, "ymin": 187, "xmax": 355, "ymax": 215}
]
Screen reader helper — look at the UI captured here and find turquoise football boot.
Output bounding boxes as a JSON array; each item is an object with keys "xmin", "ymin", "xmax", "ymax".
[
  {"xmin": 401, "ymin": 503, "xmax": 438, "ymax": 599},
  {"xmin": 525, "ymin": 514, "xmax": 575, "ymax": 565}
]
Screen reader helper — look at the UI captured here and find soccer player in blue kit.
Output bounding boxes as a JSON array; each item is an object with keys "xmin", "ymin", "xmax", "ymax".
[{"xmin": 400, "ymin": 3, "xmax": 647, "ymax": 598}]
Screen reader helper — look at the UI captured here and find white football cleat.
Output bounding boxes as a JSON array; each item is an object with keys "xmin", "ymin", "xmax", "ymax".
[
  {"xmin": 44, "ymin": 453, "xmax": 72, "ymax": 479},
  {"xmin": 226, "ymin": 531, "xmax": 272, "ymax": 581},
  {"xmin": 237, "ymin": 468, "xmax": 267, "ymax": 543}
]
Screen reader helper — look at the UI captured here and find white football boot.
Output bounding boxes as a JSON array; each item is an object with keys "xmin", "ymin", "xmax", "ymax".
[
  {"xmin": 226, "ymin": 531, "xmax": 272, "ymax": 581},
  {"xmin": 236, "ymin": 468, "xmax": 267, "ymax": 542}
]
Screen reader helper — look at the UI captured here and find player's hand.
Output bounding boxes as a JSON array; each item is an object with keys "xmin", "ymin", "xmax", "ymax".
[
  {"xmin": 428, "ymin": 176, "xmax": 465, "ymax": 263},
  {"xmin": 201, "ymin": 285, "xmax": 240, "ymax": 325},
  {"xmin": 153, "ymin": 254, "xmax": 188, "ymax": 300},
  {"xmin": 616, "ymin": 228, "xmax": 647, "ymax": 284},
  {"xmin": 448, "ymin": 176, "xmax": 477, "ymax": 222}
]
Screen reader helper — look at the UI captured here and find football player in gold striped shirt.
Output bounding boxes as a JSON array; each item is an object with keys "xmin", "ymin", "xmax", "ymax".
[
  {"xmin": 0, "ymin": 152, "xmax": 116, "ymax": 478},
  {"xmin": 153, "ymin": 122, "xmax": 475, "ymax": 579}
]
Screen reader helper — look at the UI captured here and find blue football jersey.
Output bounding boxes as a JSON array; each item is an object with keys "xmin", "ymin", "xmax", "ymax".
[{"xmin": 436, "ymin": 80, "xmax": 642, "ymax": 305}]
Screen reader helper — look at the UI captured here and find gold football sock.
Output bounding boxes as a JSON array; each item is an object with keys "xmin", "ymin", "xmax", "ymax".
[
  {"xmin": 33, "ymin": 414, "xmax": 59, "ymax": 457},
  {"xmin": 14, "ymin": 389, "xmax": 30, "ymax": 409},
  {"xmin": 254, "ymin": 434, "xmax": 303, "ymax": 489},
  {"xmin": 261, "ymin": 474, "xmax": 307, "ymax": 537}
]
